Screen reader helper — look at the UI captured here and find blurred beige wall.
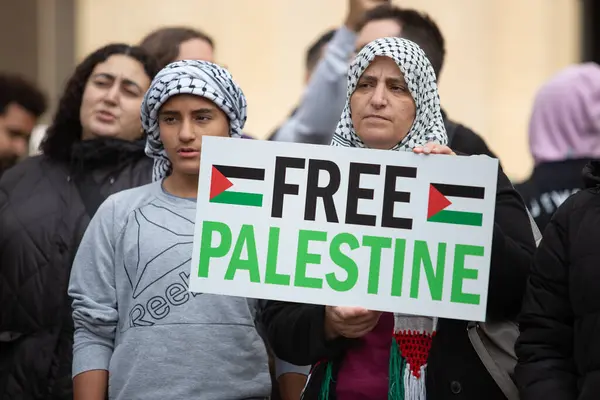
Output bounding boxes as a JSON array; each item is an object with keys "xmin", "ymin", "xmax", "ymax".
[{"xmin": 75, "ymin": 0, "xmax": 580, "ymax": 181}]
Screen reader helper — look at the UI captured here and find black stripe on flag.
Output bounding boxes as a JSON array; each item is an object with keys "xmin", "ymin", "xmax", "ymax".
[
  {"xmin": 432, "ymin": 183, "xmax": 485, "ymax": 199},
  {"xmin": 214, "ymin": 165, "xmax": 265, "ymax": 181}
]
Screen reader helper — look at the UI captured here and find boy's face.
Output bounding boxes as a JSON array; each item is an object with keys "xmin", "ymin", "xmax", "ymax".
[{"xmin": 158, "ymin": 94, "xmax": 229, "ymax": 177}]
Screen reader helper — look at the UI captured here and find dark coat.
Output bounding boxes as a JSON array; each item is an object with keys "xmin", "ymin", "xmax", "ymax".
[
  {"xmin": 441, "ymin": 114, "xmax": 497, "ymax": 161},
  {"xmin": 515, "ymin": 160, "xmax": 600, "ymax": 400},
  {"xmin": 0, "ymin": 138, "xmax": 151, "ymax": 400}
]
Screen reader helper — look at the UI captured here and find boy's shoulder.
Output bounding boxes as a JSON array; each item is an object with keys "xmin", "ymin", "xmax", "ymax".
[{"xmin": 105, "ymin": 181, "xmax": 162, "ymax": 222}]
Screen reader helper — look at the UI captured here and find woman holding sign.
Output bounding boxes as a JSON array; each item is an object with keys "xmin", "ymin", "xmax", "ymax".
[{"xmin": 262, "ymin": 37, "xmax": 536, "ymax": 399}]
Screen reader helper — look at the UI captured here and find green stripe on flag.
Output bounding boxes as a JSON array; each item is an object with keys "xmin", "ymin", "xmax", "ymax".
[
  {"xmin": 210, "ymin": 191, "xmax": 263, "ymax": 207},
  {"xmin": 427, "ymin": 210, "xmax": 483, "ymax": 227}
]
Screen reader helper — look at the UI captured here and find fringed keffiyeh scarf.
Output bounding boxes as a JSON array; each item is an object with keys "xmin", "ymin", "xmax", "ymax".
[
  {"xmin": 141, "ymin": 60, "xmax": 248, "ymax": 181},
  {"xmin": 325, "ymin": 37, "xmax": 448, "ymax": 400}
]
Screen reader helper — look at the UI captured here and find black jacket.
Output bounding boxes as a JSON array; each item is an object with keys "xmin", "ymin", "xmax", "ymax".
[
  {"xmin": 262, "ymin": 162, "xmax": 536, "ymax": 399},
  {"xmin": 0, "ymin": 139, "xmax": 151, "ymax": 400},
  {"xmin": 514, "ymin": 158, "xmax": 588, "ymax": 233},
  {"xmin": 515, "ymin": 160, "xmax": 600, "ymax": 400},
  {"xmin": 441, "ymin": 113, "xmax": 497, "ymax": 161}
]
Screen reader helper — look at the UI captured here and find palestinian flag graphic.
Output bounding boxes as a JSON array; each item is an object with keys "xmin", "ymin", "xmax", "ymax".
[
  {"xmin": 427, "ymin": 183, "xmax": 485, "ymax": 227},
  {"xmin": 210, "ymin": 164, "xmax": 265, "ymax": 207}
]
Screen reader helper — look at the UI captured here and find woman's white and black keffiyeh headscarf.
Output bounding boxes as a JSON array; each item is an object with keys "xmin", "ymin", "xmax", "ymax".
[
  {"xmin": 331, "ymin": 36, "xmax": 447, "ymax": 150},
  {"xmin": 141, "ymin": 60, "xmax": 247, "ymax": 181},
  {"xmin": 322, "ymin": 38, "xmax": 447, "ymax": 400}
]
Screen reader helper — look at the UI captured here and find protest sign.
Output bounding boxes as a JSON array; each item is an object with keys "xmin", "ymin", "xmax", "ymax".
[{"xmin": 189, "ymin": 137, "xmax": 499, "ymax": 322}]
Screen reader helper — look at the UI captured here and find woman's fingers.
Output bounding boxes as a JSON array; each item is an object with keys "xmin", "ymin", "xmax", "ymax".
[{"xmin": 413, "ymin": 142, "xmax": 456, "ymax": 155}]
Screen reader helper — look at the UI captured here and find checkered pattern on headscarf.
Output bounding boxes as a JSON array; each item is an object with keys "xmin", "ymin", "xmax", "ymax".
[
  {"xmin": 331, "ymin": 37, "xmax": 447, "ymax": 150},
  {"xmin": 141, "ymin": 60, "xmax": 247, "ymax": 181}
]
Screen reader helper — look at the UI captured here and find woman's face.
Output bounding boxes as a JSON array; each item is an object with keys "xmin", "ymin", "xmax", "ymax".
[
  {"xmin": 79, "ymin": 54, "xmax": 151, "ymax": 141},
  {"xmin": 350, "ymin": 56, "xmax": 416, "ymax": 150}
]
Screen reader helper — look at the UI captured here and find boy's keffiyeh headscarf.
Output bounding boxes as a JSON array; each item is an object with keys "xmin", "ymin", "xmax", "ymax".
[
  {"xmin": 332, "ymin": 36, "xmax": 447, "ymax": 150},
  {"xmin": 321, "ymin": 38, "xmax": 446, "ymax": 400},
  {"xmin": 141, "ymin": 60, "xmax": 247, "ymax": 181}
]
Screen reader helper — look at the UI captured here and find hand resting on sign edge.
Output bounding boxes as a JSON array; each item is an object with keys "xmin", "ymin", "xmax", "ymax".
[{"xmin": 413, "ymin": 141, "xmax": 456, "ymax": 156}]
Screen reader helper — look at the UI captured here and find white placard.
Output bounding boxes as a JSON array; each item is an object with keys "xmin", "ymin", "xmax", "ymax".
[{"xmin": 189, "ymin": 136, "xmax": 498, "ymax": 322}]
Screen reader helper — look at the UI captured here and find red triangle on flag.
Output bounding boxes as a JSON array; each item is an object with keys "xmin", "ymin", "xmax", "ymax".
[
  {"xmin": 427, "ymin": 184, "xmax": 452, "ymax": 219},
  {"xmin": 210, "ymin": 166, "xmax": 233, "ymax": 199}
]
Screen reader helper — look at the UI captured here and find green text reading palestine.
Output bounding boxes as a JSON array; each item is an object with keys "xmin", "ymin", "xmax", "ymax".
[{"xmin": 197, "ymin": 221, "xmax": 484, "ymax": 305}]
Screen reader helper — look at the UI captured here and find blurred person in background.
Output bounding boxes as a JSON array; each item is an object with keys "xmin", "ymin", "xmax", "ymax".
[
  {"xmin": 139, "ymin": 26, "xmax": 215, "ymax": 69},
  {"xmin": 0, "ymin": 43, "xmax": 159, "ymax": 400},
  {"xmin": 139, "ymin": 26, "xmax": 262, "ymax": 140},
  {"xmin": 270, "ymin": 0, "xmax": 388, "ymax": 144},
  {"xmin": 0, "ymin": 74, "xmax": 46, "ymax": 177},
  {"xmin": 304, "ymin": 30, "xmax": 337, "ymax": 84},
  {"xmin": 272, "ymin": 1, "xmax": 498, "ymax": 162},
  {"xmin": 268, "ymin": 29, "xmax": 336, "ymax": 143},
  {"xmin": 514, "ymin": 63, "xmax": 600, "ymax": 232}
]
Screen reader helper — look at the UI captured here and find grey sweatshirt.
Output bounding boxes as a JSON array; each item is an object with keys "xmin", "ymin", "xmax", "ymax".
[
  {"xmin": 272, "ymin": 26, "xmax": 356, "ymax": 144},
  {"xmin": 69, "ymin": 181, "xmax": 271, "ymax": 400}
]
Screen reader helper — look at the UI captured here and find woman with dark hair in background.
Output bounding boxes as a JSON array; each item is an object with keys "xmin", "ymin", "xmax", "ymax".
[
  {"xmin": 139, "ymin": 26, "xmax": 215, "ymax": 68},
  {"xmin": 0, "ymin": 43, "xmax": 159, "ymax": 400}
]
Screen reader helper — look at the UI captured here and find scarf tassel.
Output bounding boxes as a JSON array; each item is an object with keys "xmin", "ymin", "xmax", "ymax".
[
  {"xmin": 318, "ymin": 362, "xmax": 333, "ymax": 400},
  {"xmin": 388, "ymin": 337, "xmax": 406, "ymax": 399}
]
